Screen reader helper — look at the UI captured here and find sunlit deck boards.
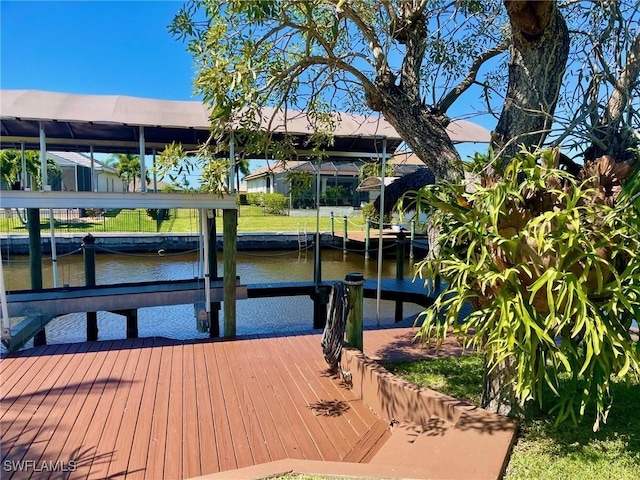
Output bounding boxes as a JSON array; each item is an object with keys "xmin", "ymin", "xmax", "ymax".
[{"xmin": 0, "ymin": 330, "xmax": 425, "ymax": 480}]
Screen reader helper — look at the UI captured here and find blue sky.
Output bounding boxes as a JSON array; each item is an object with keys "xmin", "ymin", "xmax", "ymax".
[
  {"xmin": 1, "ymin": 0, "xmax": 196, "ymax": 101},
  {"xmin": 1, "ymin": 0, "xmax": 489, "ymax": 184}
]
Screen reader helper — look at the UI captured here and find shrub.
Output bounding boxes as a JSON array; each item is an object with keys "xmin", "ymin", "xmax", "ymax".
[
  {"xmin": 361, "ymin": 202, "xmax": 378, "ymax": 222},
  {"xmin": 263, "ymin": 193, "xmax": 287, "ymax": 215},
  {"xmin": 246, "ymin": 192, "xmax": 264, "ymax": 206}
]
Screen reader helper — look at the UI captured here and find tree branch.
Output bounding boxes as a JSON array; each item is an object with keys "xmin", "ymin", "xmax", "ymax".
[{"xmin": 438, "ymin": 39, "xmax": 509, "ymax": 112}]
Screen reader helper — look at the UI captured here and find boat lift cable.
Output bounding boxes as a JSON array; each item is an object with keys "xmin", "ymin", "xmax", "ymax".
[{"xmin": 321, "ymin": 281, "xmax": 349, "ymax": 373}]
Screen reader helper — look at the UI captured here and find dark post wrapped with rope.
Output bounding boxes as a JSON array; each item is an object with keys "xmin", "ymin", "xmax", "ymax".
[{"xmin": 321, "ymin": 281, "xmax": 349, "ymax": 372}]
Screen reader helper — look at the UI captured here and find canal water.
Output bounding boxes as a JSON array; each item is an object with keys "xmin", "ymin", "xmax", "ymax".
[{"xmin": 3, "ymin": 248, "xmax": 426, "ymax": 349}]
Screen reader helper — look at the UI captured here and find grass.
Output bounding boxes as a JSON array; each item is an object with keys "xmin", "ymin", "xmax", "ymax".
[
  {"xmin": 383, "ymin": 356, "xmax": 640, "ymax": 480},
  {"xmin": 0, "ymin": 206, "xmax": 362, "ymax": 234}
]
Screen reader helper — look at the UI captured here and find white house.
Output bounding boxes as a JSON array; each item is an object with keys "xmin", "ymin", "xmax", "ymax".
[{"xmin": 47, "ymin": 151, "xmax": 126, "ymax": 192}]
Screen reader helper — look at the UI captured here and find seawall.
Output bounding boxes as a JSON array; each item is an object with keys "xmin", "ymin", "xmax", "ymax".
[{"xmin": 0, "ymin": 232, "xmax": 337, "ymax": 255}]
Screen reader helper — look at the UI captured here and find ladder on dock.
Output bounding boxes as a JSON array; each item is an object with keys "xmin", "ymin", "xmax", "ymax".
[{"xmin": 298, "ymin": 224, "xmax": 308, "ymax": 251}]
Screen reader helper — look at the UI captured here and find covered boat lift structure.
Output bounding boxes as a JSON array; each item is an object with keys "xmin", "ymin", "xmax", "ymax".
[{"xmin": 0, "ymin": 90, "xmax": 490, "ymax": 350}]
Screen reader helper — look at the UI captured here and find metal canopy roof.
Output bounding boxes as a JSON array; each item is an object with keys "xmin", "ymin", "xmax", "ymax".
[{"xmin": 0, "ymin": 90, "xmax": 490, "ymax": 156}]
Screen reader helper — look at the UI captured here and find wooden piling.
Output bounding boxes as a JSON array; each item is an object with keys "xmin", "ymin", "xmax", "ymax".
[
  {"xmin": 223, "ymin": 208, "xmax": 237, "ymax": 337},
  {"xmin": 83, "ymin": 234, "xmax": 98, "ymax": 341},
  {"xmin": 395, "ymin": 231, "xmax": 406, "ymax": 322},
  {"xmin": 28, "ymin": 208, "xmax": 46, "ymax": 346},
  {"xmin": 345, "ymin": 272, "xmax": 365, "ymax": 351},
  {"xmin": 126, "ymin": 309, "xmax": 138, "ymax": 338},
  {"xmin": 207, "ymin": 212, "xmax": 220, "ymax": 337}
]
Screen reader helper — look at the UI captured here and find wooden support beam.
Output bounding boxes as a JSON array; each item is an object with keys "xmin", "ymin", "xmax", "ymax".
[{"xmin": 223, "ymin": 208, "xmax": 238, "ymax": 337}]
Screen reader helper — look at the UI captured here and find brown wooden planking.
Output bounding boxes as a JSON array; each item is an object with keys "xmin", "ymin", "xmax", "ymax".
[
  {"xmin": 242, "ymin": 337, "xmax": 311, "ymax": 460},
  {"xmin": 125, "ymin": 337, "xmax": 164, "ymax": 480},
  {"xmin": 342, "ymin": 418, "xmax": 392, "ymax": 464},
  {"xmin": 0, "ymin": 345, "xmax": 40, "ymax": 387},
  {"xmin": 228, "ymin": 337, "xmax": 287, "ymax": 463},
  {"xmin": 258, "ymin": 336, "xmax": 341, "ymax": 462},
  {"xmin": 0, "ymin": 343, "xmax": 72, "ymax": 423},
  {"xmin": 279, "ymin": 334, "xmax": 362, "ymax": 447},
  {"xmin": 106, "ymin": 337, "xmax": 155, "ymax": 480},
  {"xmin": 292, "ymin": 334, "xmax": 380, "ymax": 442},
  {"xmin": 288, "ymin": 333, "xmax": 374, "ymax": 436},
  {"xmin": 9, "ymin": 341, "xmax": 105, "ymax": 480},
  {"xmin": 181, "ymin": 342, "xmax": 202, "ymax": 479},
  {"xmin": 212, "ymin": 340, "xmax": 255, "ymax": 469},
  {"xmin": 248, "ymin": 336, "xmax": 327, "ymax": 461},
  {"xmin": 191, "ymin": 342, "xmax": 220, "ymax": 476},
  {"xmin": 144, "ymin": 339, "xmax": 174, "ymax": 480},
  {"xmin": 272, "ymin": 335, "xmax": 359, "ymax": 455},
  {"xmin": 0, "ymin": 343, "xmax": 75, "ymax": 460},
  {"xmin": 36, "ymin": 341, "xmax": 117, "ymax": 480},
  {"xmin": 222, "ymin": 339, "xmax": 279, "ymax": 466},
  {"xmin": 87, "ymin": 338, "xmax": 146, "ymax": 480},
  {"xmin": 162, "ymin": 341, "xmax": 184, "ymax": 480},
  {"xmin": 201, "ymin": 340, "xmax": 236, "ymax": 473},
  {"xmin": 221, "ymin": 340, "xmax": 271, "ymax": 464}
]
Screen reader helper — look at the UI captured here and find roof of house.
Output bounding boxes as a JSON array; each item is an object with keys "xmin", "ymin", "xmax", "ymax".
[
  {"xmin": 47, "ymin": 151, "xmax": 117, "ymax": 173},
  {"xmin": 244, "ymin": 160, "xmax": 366, "ymax": 181}
]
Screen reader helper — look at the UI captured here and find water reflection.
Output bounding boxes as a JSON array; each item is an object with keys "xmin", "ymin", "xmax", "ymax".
[{"xmin": 3, "ymin": 248, "xmax": 427, "ymax": 346}]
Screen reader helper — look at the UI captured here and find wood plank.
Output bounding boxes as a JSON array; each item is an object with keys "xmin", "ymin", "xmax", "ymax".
[
  {"xmin": 0, "ymin": 342, "xmax": 84, "ymax": 480},
  {"xmin": 272, "ymin": 335, "xmax": 357, "ymax": 456},
  {"xmin": 294, "ymin": 333, "xmax": 377, "ymax": 433},
  {"xmin": 181, "ymin": 342, "xmax": 202, "ymax": 479},
  {"xmin": 226, "ymin": 337, "xmax": 287, "ymax": 463},
  {"xmin": 258, "ymin": 336, "xmax": 340, "ymax": 461},
  {"xmin": 162, "ymin": 340, "xmax": 184, "ymax": 480},
  {"xmin": 43, "ymin": 341, "xmax": 114, "ymax": 478},
  {"xmin": 201, "ymin": 341, "xmax": 236, "ymax": 473},
  {"xmin": 106, "ymin": 337, "xmax": 154, "ymax": 479},
  {"xmin": 87, "ymin": 338, "xmax": 146, "ymax": 480},
  {"xmin": 192, "ymin": 342, "xmax": 220, "ymax": 476},
  {"xmin": 212, "ymin": 340, "xmax": 254, "ymax": 469},
  {"xmin": 242, "ymin": 337, "xmax": 311, "ymax": 460},
  {"xmin": 144, "ymin": 339, "xmax": 174, "ymax": 480},
  {"xmin": 343, "ymin": 418, "xmax": 392, "ymax": 463},
  {"xmin": 125, "ymin": 337, "xmax": 164, "ymax": 480},
  {"xmin": 221, "ymin": 339, "xmax": 273, "ymax": 466},
  {"xmin": 9, "ymin": 341, "xmax": 104, "ymax": 480},
  {"xmin": 0, "ymin": 343, "xmax": 70, "ymax": 421},
  {"xmin": 283, "ymin": 333, "xmax": 365, "ymax": 442}
]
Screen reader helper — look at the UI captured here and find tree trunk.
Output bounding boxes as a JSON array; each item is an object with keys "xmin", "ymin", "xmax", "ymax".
[
  {"xmin": 370, "ymin": 84, "xmax": 462, "ymax": 182},
  {"xmin": 481, "ymin": 354, "xmax": 520, "ymax": 417},
  {"xmin": 492, "ymin": 1, "xmax": 570, "ymax": 164}
]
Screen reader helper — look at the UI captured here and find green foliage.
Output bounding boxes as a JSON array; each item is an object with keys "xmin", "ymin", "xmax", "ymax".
[
  {"xmin": 358, "ymin": 161, "xmax": 395, "ymax": 181},
  {"xmin": 323, "ymin": 185, "xmax": 346, "ymax": 200},
  {"xmin": 199, "ymin": 159, "xmax": 230, "ymax": 195},
  {"xmin": 285, "ymin": 170, "xmax": 314, "ymax": 207},
  {"xmin": 403, "ymin": 148, "xmax": 640, "ymax": 431},
  {"xmin": 361, "ymin": 202, "xmax": 378, "ymax": 222},
  {"xmin": 246, "ymin": 192, "xmax": 264, "ymax": 206},
  {"xmin": 0, "ymin": 149, "xmax": 60, "ymax": 189},
  {"xmin": 263, "ymin": 193, "xmax": 287, "ymax": 215}
]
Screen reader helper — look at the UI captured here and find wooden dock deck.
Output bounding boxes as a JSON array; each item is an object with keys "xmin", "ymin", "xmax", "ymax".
[
  {"xmin": 0, "ymin": 328, "xmax": 431, "ymax": 480},
  {"xmin": 0, "ymin": 326, "xmax": 514, "ymax": 480}
]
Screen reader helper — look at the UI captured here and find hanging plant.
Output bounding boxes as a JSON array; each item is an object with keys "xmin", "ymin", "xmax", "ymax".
[{"xmin": 400, "ymin": 147, "xmax": 640, "ymax": 431}]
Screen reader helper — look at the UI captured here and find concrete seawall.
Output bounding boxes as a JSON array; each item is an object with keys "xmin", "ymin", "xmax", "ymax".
[{"xmin": 0, "ymin": 232, "xmax": 337, "ymax": 255}]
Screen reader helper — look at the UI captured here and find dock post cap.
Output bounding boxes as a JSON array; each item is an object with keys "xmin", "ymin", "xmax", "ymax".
[
  {"xmin": 345, "ymin": 272, "xmax": 364, "ymax": 283},
  {"xmin": 82, "ymin": 233, "xmax": 95, "ymax": 245}
]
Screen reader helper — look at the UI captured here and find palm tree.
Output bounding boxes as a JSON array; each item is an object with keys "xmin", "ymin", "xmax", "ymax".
[
  {"xmin": 109, "ymin": 153, "xmax": 149, "ymax": 191},
  {"xmin": 0, "ymin": 149, "xmax": 60, "ymax": 189},
  {"xmin": 235, "ymin": 156, "xmax": 250, "ymax": 192}
]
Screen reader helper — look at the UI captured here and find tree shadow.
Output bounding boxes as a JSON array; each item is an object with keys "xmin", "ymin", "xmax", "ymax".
[{"xmin": 308, "ymin": 399, "xmax": 350, "ymax": 417}]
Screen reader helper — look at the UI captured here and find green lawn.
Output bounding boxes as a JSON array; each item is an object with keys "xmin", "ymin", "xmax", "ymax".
[
  {"xmin": 0, "ymin": 206, "xmax": 364, "ymax": 234},
  {"xmin": 384, "ymin": 356, "xmax": 640, "ymax": 480}
]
